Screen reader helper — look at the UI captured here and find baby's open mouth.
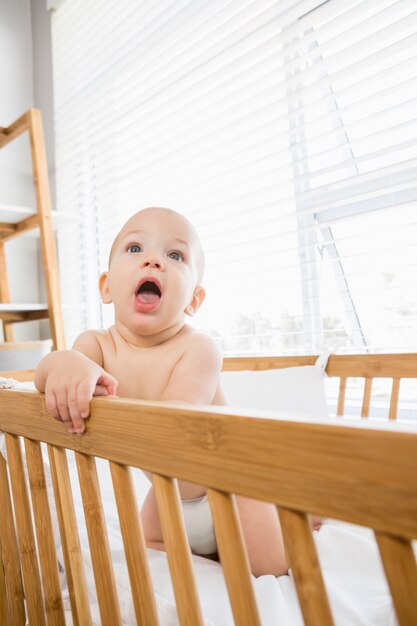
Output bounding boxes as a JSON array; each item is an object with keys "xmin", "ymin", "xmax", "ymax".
[{"xmin": 136, "ymin": 280, "xmax": 162, "ymax": 304}]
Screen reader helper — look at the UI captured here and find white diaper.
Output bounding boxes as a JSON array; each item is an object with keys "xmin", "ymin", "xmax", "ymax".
[{"xmin": 181, "ymin": 495, "xmax": 217, "ymax": 555}]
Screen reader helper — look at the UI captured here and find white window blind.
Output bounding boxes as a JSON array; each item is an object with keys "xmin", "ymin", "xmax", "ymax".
[{"xmin": 52, "ymin": 0, "xmax": 417, "ymax": 358}]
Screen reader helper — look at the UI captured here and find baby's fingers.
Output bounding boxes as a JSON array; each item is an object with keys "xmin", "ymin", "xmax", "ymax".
[
  {"xmin": 55, "ymin": 390, "xmax": 74, "ymax": 432},
  {"xmin": 98, "ymin": 372, "xmax": 118, "ymax": 396},
  {"xmin": 75, "ymin": 379, "xmax": 96, "ymax": 422},
  {"xmin": 44, "ymin": 387, "xmax": 75, "ymax": 433},
  {"xmin": 45, "ymin": 389, "xmax": 60, "ymax": 420},
  {"xmin": 93, "ymin": 384, "xmax": 110, "ymax": 396},
  {"xmin": 67, "ymin": 393, "xmax": 86, "ymax": 434}
]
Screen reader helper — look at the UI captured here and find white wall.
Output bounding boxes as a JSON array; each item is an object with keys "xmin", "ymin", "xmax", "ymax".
[
  {"xmin": 32, "ymin": 0, "xmax": 56, "ymax": 207},
  {"xmin": 0, "ymin": 0, "xmax": 38, "ymax": 341},
  {"xmin": 0, "ymin": 0, "xmax": 55, "ymax": 342},
  {"xmin": 31, "ymin": 0, "xmax": 57, "ymax": 341}
]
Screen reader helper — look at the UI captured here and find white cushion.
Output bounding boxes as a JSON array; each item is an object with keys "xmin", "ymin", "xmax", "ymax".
[{"xmin": 221, "ymin": 359, "xmax": 329, "ymax": 417}]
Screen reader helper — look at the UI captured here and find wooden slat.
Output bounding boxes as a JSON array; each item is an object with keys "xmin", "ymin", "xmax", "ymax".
[
  {"xmin": 16, "ymin": 213, "xmax": 39, "ymax": 233},
  {"xmin": 110, "ymin": 462, "xmax": 160, "ymax": 626},
  {"xmin": 152, "ymin": 474, "xmax": 204, "ymax": 626},
  {"xmin": 0, "ymin": 214, "xmax": 39, "ymax": 242},
  {"xmin": 0, "ymin": 222, "xmax": 16, "ymax": 234},
  {"xmin": 0, "ymin": 454, "xmax": 25, "ymax": 625},
  {"xmin": 24, "ymin": 439, "xmax": 65, "ymax": 626},
  {"xmin": 0, "ymin": 308, "xmax": 49, "ymax": 322},
  {"xmin": 0, "ymin": 551, "xmax": 8, "ymax": 626},
  {"xmin": 361, "ymin": 377, "xmax": 372, "ymax": 418},
  {"xmin": 5, "ymin": 433, "xmax": 46, "ymax": 626},
  {"xmin": 2, "ymin": 391, "xmax": 417, "ymax": 539},
  {"xmin": 48, "ymin": 446, "xmax": 92, "ymax": 626},
  {"xmin": 388, "ymin": 379, "xmax": 400, "ymax": 421},
  {"xmin": 375, "ymin": 532, "xmax": 417, "ymax": 626},
  {"xmin": 75, "ymin": 453, "xmax": 122, "ymax": 626},
  {"xmin": 207, "ymin": 489, "xmax": 261, "ymax": 626},
  {"xmin": 27, "ymin": 108, "xmax": 65, "ymax": 350},
  {"xmin": 278, "ymin": 507, "xmax": 334, "ymax": 626},
  {"xmin": 47, "ymin": 447, "xmax": 80, "ymax": 626},
  {"xmin": 336, "ymin": 377, "xmax": 347, "ymax": 416},
  {"xmin": 0, "ymin": 111, "xmax": 28, "ymax": 148}
]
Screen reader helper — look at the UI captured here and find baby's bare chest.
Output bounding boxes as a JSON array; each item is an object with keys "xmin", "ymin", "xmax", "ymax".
[{"xmin": 101, "ymin": 344, "xmax": 182, "ymax": 400}]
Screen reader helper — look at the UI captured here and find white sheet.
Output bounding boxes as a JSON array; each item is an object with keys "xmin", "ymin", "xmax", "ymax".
[{"xmin": 67, "ymin": 518, "xmax": 397, "ymax": 625}]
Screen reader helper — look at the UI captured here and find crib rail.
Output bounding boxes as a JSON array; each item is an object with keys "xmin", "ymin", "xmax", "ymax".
[
  {"xmin": 1, "ymin": 390, "xmax": 417, "ymax": 626},
  {"xmin": 223, "ymin": 353, "xmax": 417, "ymax": 420}
]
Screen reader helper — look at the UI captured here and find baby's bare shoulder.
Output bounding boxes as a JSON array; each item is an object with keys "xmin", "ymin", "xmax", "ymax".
[
  {"xmin": 181, "ymin": 327, "xmax": 222, "ymax": 360},
  {"xmin": 72, "ymin": 328, "xmax": 113, "ymax": 365},
  {"xmin": 74, "ymin": 328, "xmax": 109, "ymax": 348}
]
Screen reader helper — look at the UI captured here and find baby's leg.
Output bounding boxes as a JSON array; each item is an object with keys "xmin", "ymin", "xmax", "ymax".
[
  {"xmin": 309, "ymin": 513, "xmax": 323, "ymax": 531},
  {"xmin": 235, "ymin": 496, "xmax": 288, "ymax": 577},
  {"xmin": 235, "ymin": 497, "xmax": 322, "ymax": 577},
  {"xmin": 141, "ymin": 487, "xmax": 165, "ymax": 551}
]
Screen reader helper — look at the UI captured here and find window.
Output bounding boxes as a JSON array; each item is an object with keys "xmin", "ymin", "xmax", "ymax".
[{"xmin": 52, "ymin": 0, "xmax": 417, "ymax": 359}]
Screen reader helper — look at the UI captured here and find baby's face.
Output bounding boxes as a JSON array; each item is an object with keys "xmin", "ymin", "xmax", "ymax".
[{"xmin": 101, "ymin": 208, "xmax": 205, "ymax": 336}]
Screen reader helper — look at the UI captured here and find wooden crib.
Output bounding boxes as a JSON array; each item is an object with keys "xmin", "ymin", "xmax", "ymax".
[{"xmin": 0, "ymin": 352, "xmax": 416, "ymax": 626}]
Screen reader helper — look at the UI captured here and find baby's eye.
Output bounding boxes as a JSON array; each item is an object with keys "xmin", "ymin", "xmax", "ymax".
[
  {"xmin": 168, "ymin": 250, "xmax": 184, "ymax": 262},
  {"xmin": 127, "ymin": 244, "xmax": 142, "ymax": 253}
]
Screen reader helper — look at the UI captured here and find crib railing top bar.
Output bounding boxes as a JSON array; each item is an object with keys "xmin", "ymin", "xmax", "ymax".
[
  {"xmin": 222, "ymin": 356, "xmax": 318, "ymax": 370},
  {"xmin": 7, "ymin": 389, "xmax": 417, "ymax": 434},
  {"xmin": 223, "ymin": 354, "xmax": 417, "ymax": 377},
  {"xmin": 326, "ymin": 353, "xmax": 417, "ymax": 378},
  {"xmin": 2, "ymin": 390, "xmax": 417, "ymax": 539}
]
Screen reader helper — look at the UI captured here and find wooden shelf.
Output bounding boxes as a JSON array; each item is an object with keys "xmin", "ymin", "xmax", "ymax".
[
  {"xmin": 0, "ymin": 204, "xmax": 78, "ymax": 242},
  {"xmin": 0, "ymin": 339, "xmax": 52, "ymax": 351},
  {"xmin": 0, "ymin": 303, "xmax": 49, "ymax": 322}
]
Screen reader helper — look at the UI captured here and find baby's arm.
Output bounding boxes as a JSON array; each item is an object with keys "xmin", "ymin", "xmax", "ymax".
[
  {"xmin": 34, "ymin": 331, "xmax": 117, "ymax": 433},
  {"xmin": 160, "ymin": 334, "xmax": 222, "ymax": 405}
]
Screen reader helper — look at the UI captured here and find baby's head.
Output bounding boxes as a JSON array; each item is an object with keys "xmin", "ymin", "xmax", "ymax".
[
  {"xmin": 100, "ymin": 207, "xmax": 206, "ymax": 334},
  {"xmin": 108, "ymin": 207, "xmax": 204, "ymax": 280}
]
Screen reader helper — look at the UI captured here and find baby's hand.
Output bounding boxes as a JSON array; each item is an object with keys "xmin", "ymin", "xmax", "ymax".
[{"xmin": 38, "ymin": 350, "xmax": 117, "ymax": 434}]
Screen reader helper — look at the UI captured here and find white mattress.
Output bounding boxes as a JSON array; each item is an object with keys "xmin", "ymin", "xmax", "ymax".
[{"xmin": 66, "ymin": 518, "xmax": 397, "ymax": 625}]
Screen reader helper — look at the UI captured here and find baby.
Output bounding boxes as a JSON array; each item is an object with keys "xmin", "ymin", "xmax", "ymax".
[{"xmin": 35, "ymin": 207, "xmax": 302, "ymax": 576}]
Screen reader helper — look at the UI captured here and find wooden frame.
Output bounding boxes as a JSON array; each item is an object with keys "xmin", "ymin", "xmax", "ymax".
[
  {"xmin": 0, "ymin": 108, "xmax": 65, "ymax": 349},
  {"xmin": 0, "ymin": 353, "xmax": 416, "ymax": 625}
]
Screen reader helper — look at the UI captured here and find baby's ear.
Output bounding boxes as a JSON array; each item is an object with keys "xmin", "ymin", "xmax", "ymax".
[
  {"xmin": 99, "ymin": 272, "xmax": 113, "ymax": 304},
  {"xmin": 185, "ymin": 286, "xmax": 206, "ymax": 316}
]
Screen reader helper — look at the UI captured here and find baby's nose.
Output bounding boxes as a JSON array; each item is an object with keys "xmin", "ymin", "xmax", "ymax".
[{"xmin": 141, "ymin": 255, "xmax": 164, "ymax": 270}]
